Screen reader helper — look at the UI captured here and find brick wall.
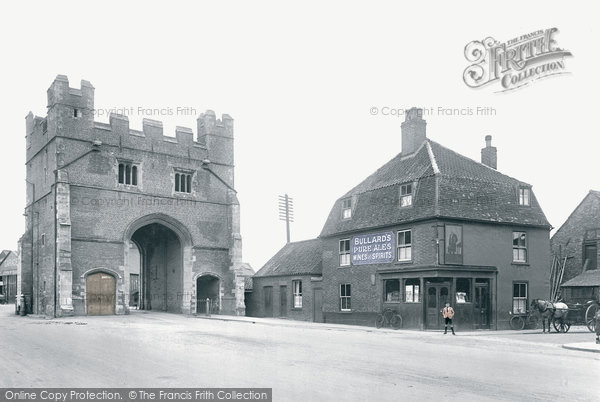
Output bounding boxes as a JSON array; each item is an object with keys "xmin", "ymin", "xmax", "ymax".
[
  {"xmin": 247, "ymin": 275, "xmax": 321, "ymax": 322},
  {"xmin": 551, "ymin": 192, "xmax": 600, "ymax": 282}
]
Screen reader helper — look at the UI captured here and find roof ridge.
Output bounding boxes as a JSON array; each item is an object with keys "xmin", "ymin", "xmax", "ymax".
[
  {"xmin": 425, "ymin": 140, "xmax": 440, "ymax": 174},
  {"xmin": 429, "ymin": 139, "xmax": 529, "ymax": 186}
]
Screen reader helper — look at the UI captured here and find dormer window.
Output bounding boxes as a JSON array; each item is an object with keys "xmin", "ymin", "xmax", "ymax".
[
  {"xmin": 341, "ymin": 198, "xmax": 352, "ymax": 219},
  {"xmin": 400, "ymin": 183, "xmax": 413, "ymax": 207},
  {"xmin": 519, "ymin": 187, "xmax": 530, "ymax": 206}
]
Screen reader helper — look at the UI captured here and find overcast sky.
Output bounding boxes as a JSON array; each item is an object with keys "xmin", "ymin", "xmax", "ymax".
[{"xmin": 0, "ymin": 1, "xmax": 598, "ymax": 270}]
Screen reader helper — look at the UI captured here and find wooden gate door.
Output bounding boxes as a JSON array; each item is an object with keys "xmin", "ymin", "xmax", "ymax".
[
  {"xmin": 87, "ymin": 272, "xmax": 116, "ymax": 315},
  {"xmin": 264, "ymin": 286, "xmax": 273, "ymax": 317},
  {"xmin": 474, "ymin": 280, "xmax": 490, "ymax": 329},
  {"xmin": 280, "ymin": 286, "xmax": 287, "ymax": 317}
]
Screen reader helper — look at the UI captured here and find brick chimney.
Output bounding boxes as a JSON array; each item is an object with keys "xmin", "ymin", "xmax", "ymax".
[
  {"xmin": 401, "ymin": 107, "xmax": 426, "ymax": 155},
  {"xmin": 481, "ymin": 135, "xmax": 497, "ymax": 169}
]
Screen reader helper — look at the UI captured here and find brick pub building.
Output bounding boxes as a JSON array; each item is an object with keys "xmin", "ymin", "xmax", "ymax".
[
  {"xmin": 19, "ymin": 75, "xmax": 247, "ymax": 317},
  {"xmin": 251, "ymin": 108, "xmax": 551, "ymax": 330}
]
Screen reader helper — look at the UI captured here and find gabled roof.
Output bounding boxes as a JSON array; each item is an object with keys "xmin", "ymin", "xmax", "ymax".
[
  {"xmin": 320, "ymin": 139, "xmax": 551, "ymax": 237},
  {"xmin": 0, "ymin": 250, "xmax": 18, "ymax": 275},
  {"xmin": 254, "ymin": 239, "xmax": 322, "ymax": 278},
  {"xmin": 551, "ymin": 190, "xmax": 600, "ymax": 241},
  {"xmin": 561, "ymin": 269, "xmax": 600, "ymax": 287}
]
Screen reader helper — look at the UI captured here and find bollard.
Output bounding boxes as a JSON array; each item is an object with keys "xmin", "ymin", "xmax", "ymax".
[
  {"xmin": 19, "ymin": 294, "xmax": 27, "ymax": 316},
  {"xmin": 15, "ymin": 295, "xmax": 19, "ymax": 315},
  {"xmin": 205, "ymin": 298, "xmax": 210, "ymax": 317}
]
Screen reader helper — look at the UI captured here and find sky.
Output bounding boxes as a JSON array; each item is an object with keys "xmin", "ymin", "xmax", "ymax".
[{"xmin": 0, "ymin": 1, "xmax": 598, "ymax": 271}]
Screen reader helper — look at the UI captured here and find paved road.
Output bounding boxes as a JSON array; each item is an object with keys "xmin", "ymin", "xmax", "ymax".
[{"xmin": 0, "ymin": 306, "xmax": 598, "ymax": 401}]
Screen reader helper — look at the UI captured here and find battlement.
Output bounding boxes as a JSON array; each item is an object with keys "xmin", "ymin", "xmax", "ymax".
[
  {"xmin": 104, "ymin": 113, "xmax": 205, "ymax": 149},
  {"xmin": 27, "ymin": 75, "xmax": 235, "ymax": 165},
  {"xmin": 47, "ymin": 74, "xmax": 94, "ymax": 111}
]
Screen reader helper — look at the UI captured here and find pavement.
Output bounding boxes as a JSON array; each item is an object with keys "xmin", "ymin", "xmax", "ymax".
[{"xmin": 193, "ymin": 310, "xmax": 600, "ymax": 352}]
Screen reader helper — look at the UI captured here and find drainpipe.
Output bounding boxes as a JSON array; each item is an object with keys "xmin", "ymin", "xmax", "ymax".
[{"xmin": 25, "ymin": 180, "xmax": 35, "ymax": 315}]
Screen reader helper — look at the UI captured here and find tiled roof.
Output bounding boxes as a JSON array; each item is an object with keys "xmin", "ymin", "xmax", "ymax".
[
  {"xmin": 320, "ymin": 139, "xmax": 551, "ymax": 237},
  {"xmin": 254, "ymin": 239, "xmax": 322, "ymax": 278},
  {"xmin": 561, "ymin": 269, "xmax": 600, "ymax": 287},
  {"xmin": 0, "ymin": 250, "xmax": 17, "ymax": 275}
]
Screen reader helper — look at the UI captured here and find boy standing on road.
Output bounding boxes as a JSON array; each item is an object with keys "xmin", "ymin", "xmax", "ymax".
[{"xmin": 443, "ymin": 302, "xmax": 455, "ymax": 335}]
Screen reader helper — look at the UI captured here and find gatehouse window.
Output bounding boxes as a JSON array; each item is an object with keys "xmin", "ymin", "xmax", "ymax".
[
  {"xmin": 455, "ymin": 278, "xmax": 471, "ymax": 303},
  {"xmin": 512, "ymin": 232, "xmax": 527, "ymax": 263},
  {"xmin": 513, "ymin": 282, "xmax": 527, "ymax": 314},
  {"xmin": 118, "ymin": 161, "xmax": 138, "ymax": 186},
  {"xmin": 340, "ymin": 284, "xmax": 351, "ymax": 311},
  {"xmin": 339, "ymin": 239, "xmax": 351, "ymax": 266},
  {"xmin": 384, "ymin": 279, "xmax": 400, "ymax": 302},
  {"xmin": 293, "ymin": 280, "xmax": 302, "ymax": 308},
  {"xmin": 341, "ymin": 198, "xmax": 352, "ymax": 219},
  {"xmin": 400, "ymin": 183, "xmax": 413, "ymax": 207},
  {"xmin": 519, "ymin": 187, "xmax": 530, "ymax": 206},
  {"xmin": 174, "ymin": 171, "xmax": 193, "ymax": 193},
  {"xmin": 404, "ymin": 278, "xmax": 420, "ymax": 303},
  {"xmin": 397, "ymin": 230, "xmax": 412, "ymax": 261}
]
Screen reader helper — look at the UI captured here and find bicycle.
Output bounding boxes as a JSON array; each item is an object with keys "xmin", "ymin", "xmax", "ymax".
[
  {"xmin": 509, "ymin": 310, "xmax": 539, "ymax": 330},
  {"xmin": 376, "ymin": 307, "xmax": 403, "ymax": 329}
]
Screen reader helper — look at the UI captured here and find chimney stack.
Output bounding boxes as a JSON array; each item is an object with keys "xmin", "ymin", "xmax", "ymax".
[
  {"xmin": 481, "ymin": 135, "xmax": 497, "ymax": 169},
  {"xmin": 401, "ymin": 107, "xmax": 426, "ymax": 155}
]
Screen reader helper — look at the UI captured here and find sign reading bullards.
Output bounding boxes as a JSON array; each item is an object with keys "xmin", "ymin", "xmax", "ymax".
[
  {"xmin": 352, "ymin": 232, "xmax": 395, "ymax": 265},
  {"xmin": 463, "ymin": 28, "xmax": 572, "ymax": 92}
]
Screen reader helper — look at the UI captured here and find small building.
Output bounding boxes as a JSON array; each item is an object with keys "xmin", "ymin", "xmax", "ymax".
[
  {"xmin": 0, "ymin": 250, "xmax": 18, "ymax": 305},
  {"xmin": 250, "ymin": 239, "xmax": 323, "ymax": 321},
  {"xmin": 251, "ymin": 108, "xmax": 552, "ymax": 330},
  {"xmin": 551, "ymin": 190, "xmax": 600, "ymax": 283},
  {"xmin": 560, "ymin": 270, "xmax": 600, "ymax": 305}
]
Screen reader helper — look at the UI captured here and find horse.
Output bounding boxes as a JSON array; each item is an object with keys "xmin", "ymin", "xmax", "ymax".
[{"xmin": 530, "ymin": 299, "xmax": 569, "ymax": 333}]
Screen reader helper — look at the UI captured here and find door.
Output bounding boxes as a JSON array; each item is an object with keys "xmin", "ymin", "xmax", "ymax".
[
  {"xmin": 426, "ymin": 283, "xmax": 450, "ymax": 329},
  {"xmin": 584, "ymin": 244, "xmax": 597, "ymax": 270},
  {"xmin": 313, "ymin": 288, "xmax": 323, "ymax": 323},
  {"xmin": 86, "ymin": 272, "xmax": 116, "ymax": 315},
  {"xmin": 474, "ymin": 280, "xmax": 490, "ymax": 329},
  {"xmin": 280, "ymin": 286, "xmax": 287, "ymax": 317},
  {"xmin": 264, "ymin": 286, "xmax": 273, "ymax": 317}
]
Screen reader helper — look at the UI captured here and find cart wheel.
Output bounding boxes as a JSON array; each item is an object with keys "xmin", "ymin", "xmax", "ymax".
[
  {"xmin": 552, "ymin": 319, "xmax": 560, "ymax": 332},
  {"xmin": 391, "ymin": 314, "xmax": 402, "ymax": 330},
  {"xmin": 510, "ymin": 316, "xmax": 525, "ymax": 330},
  {"xmin": 376, "ymin": 314, "xmax": 385, "ymax": 329},
  {"xmin": 562, "ymin": 322, "xmax": 571, "ymax": 333},
  {"xmin": 585, "ymin": 304, "xmax": 598, "ymax": 333}
]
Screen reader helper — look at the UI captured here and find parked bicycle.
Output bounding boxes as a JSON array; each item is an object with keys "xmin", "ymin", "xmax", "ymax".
[
  {"xmin": 509, "ymin": 310, "xmax": 539, "ymax": 330},
  {"xmin": 376, "ymin": 307, "xmax": 403, "ymax": 329}
]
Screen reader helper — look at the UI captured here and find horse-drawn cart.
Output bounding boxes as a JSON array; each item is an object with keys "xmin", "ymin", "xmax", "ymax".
[{"xmin": 531, "ymin": 299, "xmax": 599, "ymax": 333}]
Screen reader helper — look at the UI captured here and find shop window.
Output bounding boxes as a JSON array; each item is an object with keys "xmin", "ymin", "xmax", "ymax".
[
  {"xmin": 455, "ymin": 278, "xmax": 471, "ymax": 303},
  {"xmin": 513, "ymin": 282, "xmax": 527, "ymax": 314},
  {"xmin": 340, "ymin": 284, "xmax": 351, "ymax": 311},
  {"xmin": 512, "ymin": 232, "xmax": 527, "ymax": 262},
  {"xmin": 397, "ymin": 230, "xmax": 412, "ymax": 261},
  {"xmin": 384, "ymin": 279, "xmax": 400, "ymax": 302},
  {"xmin": 293, "ymin": 280, "xmax": 302, "ymax": 308},
  {"xmin": 400, "ymin": 183, "xmax": 413, "ymax": 207},
  {"xmin": 339, "ymin": 239, "xmax": 350, "ymax": 266},
  {"xmin": 404, "ymin": 278, "xmax": 420, "ymax": 303},
  {"xmin": 341, "ymin": 198, "xmax": 352, "ymax": 219}
]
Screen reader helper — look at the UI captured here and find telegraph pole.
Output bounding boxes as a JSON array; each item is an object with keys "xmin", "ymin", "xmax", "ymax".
[{"xmin": 278, "ymin": 194, "xmax": 294, "ymax": 243}]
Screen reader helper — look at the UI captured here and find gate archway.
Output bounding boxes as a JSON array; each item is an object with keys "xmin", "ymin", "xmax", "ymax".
[{"xmin": 196, "ymin": 274, "xmax": 220, "ymax": 314}]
